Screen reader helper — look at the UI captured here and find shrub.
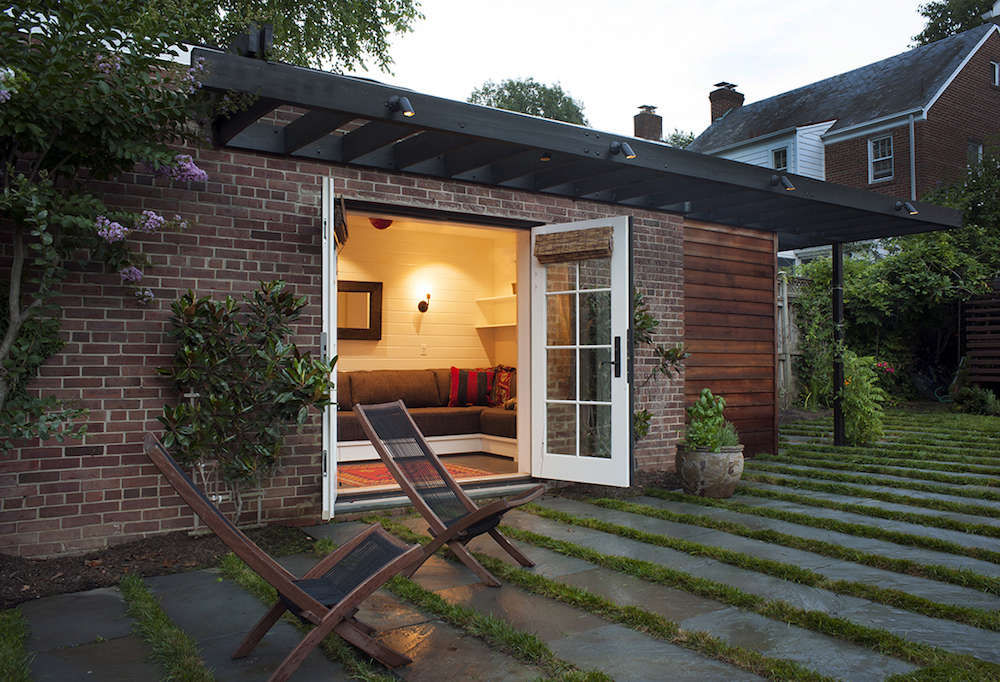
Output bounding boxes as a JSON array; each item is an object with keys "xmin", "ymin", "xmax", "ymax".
[
  {"xmin": 954, "ymin": 386, "xmax": 1000, "ymax": 416},
  {"xmin": 157, "ymin": 281, "xmax": 336, "ymax": 497},
  {"xmin": 842, "ymin": 352, "xmax": 886, "ymax": 446},
  {"xmin": 684, "ymin": 388, "xmax": 740, "ymax": 452}
]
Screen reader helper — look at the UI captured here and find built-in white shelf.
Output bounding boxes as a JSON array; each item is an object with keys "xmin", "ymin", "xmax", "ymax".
[{"xmin": 475, "ymin": 295, "xmax": 517, "ymax": 303}]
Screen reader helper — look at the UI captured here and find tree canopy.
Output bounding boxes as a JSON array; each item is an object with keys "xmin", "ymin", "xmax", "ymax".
[
  {"xmin": 137, "ymin": 0, "xmax": 423, "ymax": 70},
  {"xmin": 664, "ymin": 129, "xmax": 696, "ymax": 148},
  {"xmin": 913, "ymin": 0, "xmax": 995, "ymax": 45},
  {"xmin": 468, "ymin": 78, "xmax": 588, "ymax": 125}
]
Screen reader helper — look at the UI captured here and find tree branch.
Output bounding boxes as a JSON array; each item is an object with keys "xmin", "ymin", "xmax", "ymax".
[{"xmin": 0, "ymin": 222, "xmax": 36, "ymax": 413}]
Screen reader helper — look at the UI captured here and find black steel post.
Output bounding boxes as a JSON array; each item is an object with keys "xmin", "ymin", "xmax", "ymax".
[{"xmin": 832, "ymin": 241, "xmax": 846, "ymax": 446}]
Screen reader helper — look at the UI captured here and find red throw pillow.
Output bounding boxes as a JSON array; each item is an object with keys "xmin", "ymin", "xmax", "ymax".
[
  {"xmin": 489, "ymin": 365, "xmax": 516, "ymax": 407},
  {"xmin": 448, "ymin": 367, "xmax": 495, "ymax": 406}
]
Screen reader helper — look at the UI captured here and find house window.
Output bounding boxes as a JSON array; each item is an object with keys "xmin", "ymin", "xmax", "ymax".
[
  {"xmin": 992, "ymin": 61, "xmax": 1000, "ymax": 87},
  {"xmin": 869, "ymin": 135, "xmax": 893, "ymax": 182},
  {"xmin": 772, "ymin": 147, "xmax": 788, "ymax": 172},
  {"xmin": 968, "ymin": 140, "xmax": 984, "ymax": 166}
]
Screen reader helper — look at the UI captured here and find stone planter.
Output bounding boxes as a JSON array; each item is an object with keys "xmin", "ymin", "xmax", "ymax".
[{"xmin": 676, "ymin": 444, "xmax": 745, "ymax": 498}]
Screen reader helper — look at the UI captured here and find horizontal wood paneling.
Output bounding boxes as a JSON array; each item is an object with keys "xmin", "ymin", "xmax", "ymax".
[
  {"xmin": 684, "ymin": 221, "xmax": 777, "ymax": 455},
  {"xmin": 965, "ymin": 287, "xmax": 1000, "ymax": 384}
]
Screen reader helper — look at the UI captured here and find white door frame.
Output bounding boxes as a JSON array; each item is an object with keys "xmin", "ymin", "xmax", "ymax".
[
  {"xmin": 530, "ymin": 216, "xmax": 631, "ymax": 487},
  {"xmin": 320, "ymin": 177, "xmax": 338, "ymax": 519}
]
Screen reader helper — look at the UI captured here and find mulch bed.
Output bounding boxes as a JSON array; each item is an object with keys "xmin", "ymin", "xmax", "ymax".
[{"xmin": 1, "ymin": 525, "xmax": 313, "ymax": 610}]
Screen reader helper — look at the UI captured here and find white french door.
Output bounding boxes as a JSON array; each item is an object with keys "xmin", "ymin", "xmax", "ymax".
[
  {"xmin": 321, "ymin": 177, "xmax": 338, "ymax": 519},
  {"xmin": 530, "ymin": 216, "xmax": 631, "ymax": 487}
]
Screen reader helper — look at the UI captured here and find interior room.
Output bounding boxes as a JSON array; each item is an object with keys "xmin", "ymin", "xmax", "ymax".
[{"xmin": 334, "ymin": 211, "xmax": 526, "ymax": 492}]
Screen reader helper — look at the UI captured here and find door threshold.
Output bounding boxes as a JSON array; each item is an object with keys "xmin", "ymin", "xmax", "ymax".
[{"xmin": 334, "ymin": 475, "xmax": 538, "ymax": 515}]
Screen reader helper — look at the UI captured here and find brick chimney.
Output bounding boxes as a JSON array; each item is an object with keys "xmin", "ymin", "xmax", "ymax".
[
  {"xmin": 633, "ymin": 105, "xmax": 663, "ymax": 141},
  {"xmin": 709, "ymin": 82, "xmax": 744, "ymax": 122}
]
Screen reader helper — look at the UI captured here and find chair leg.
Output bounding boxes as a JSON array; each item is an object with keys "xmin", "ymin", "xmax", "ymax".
[
  {"xmin": 268, "ymin": 614, "xmax": 342, "ymax": 682},
  {"xmin": 234, "ymin": 601, "xmax": 287, "ymax": 659},
  {"xmin": 448, "ymin": 541, "xmax": 501, "ymax": 587},
  {"xmin": 335, "ymin": 620, "xmax": 412, "ymax": 668},
  {"xmin": 346, "ymin": 616, "xmax": 376, "ymax": 636},
  {"xmin": 488, "ymin": 528, "xmax": 535, "ymax": 567}
]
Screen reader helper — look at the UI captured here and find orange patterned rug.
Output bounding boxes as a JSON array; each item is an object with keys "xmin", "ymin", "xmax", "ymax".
[{"xmin": 338, "ymin": 461, "xmax": 494, "ymax": 488}]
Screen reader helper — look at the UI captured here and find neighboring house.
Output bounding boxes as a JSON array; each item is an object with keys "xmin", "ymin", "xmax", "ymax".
[
  {"xmin": 1, "ymin": 41, "xmax": 959, "ymax": 558},
  {"xmin": 687, "ymin": 12, "xmax": 1000, "ymax": 205}
]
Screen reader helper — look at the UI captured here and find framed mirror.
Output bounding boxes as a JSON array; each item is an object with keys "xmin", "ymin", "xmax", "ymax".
[{"xmin": 337, "ymin": 280, "xmax": 382, "ymax": 340}]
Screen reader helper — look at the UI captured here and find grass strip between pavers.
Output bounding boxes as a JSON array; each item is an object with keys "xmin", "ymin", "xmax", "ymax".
[
  {"xmin": 311, "ymin": 537, "xmax": 607, "ymax": 682},
  {"xmin": 741, "ymin": 471, "xmax": 1000, "ymax": 520},
  {"xmin": 507, "ymin": 506, "xmax": 1000, "ymax": 677},
  {"xmin": 366, "ymin": 515, "xmax": 833, "ymax": 682},
  {"xmin": 0, "ymin": 609, "xmax": 32, "ymax": 682},
  {"xmin": 735, "ymin": 484, "xmax": 1000, "ymax": 539},
  {"xmin": 218, "ymin": 554, "xmax": 396, "ymax": 682},
  {"xmin": 754, "ymin": 453, "xmax": 1000, "ymax": 488},
  {"xmin": 582, "ymin": 497, "xmax": 1000, "ymax": 629},
  {"xmin": 118, "ymin": 574, "xmax": 215, "ymax": 682},
  {"xmin": 645, "ymin": 488, "xmax": 1000, "ymax": 566},
  {"xmin": 780, "ymin": 444, "xmax": 1000, "ymax": 474},
  {"xmin": 747, "ymin": 461, "xmax": 1000, "ymax": 503}
]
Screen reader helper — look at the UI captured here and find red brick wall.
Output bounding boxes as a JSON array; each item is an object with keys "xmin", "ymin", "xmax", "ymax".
[
  {"xmin": 825, "ymin": 30, "xmax": 1000, "ymax": 198},
  {"xmin": 2, "ymin": 154, "xmax": 687, "ymax": 557},
  {"xmin": 917, "ymin": 30, "xmax": 1000, "ymax": 195},
  {"xmin": 825, "ymin": 124, "xmax": 913, "ymax": 198}
]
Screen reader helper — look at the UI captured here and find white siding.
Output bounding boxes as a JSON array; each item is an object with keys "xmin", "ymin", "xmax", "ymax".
[
  {"xmin": 795, "ymin": 120, "xmax": 836, "ymax": 180},
  {"xmin": 719, "ymin": 134, "xmax": 797, "ymax": 173}
]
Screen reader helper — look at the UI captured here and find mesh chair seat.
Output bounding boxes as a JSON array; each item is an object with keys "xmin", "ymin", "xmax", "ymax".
[{"xmin": 282, "ymin": 532, "xmax": 406, "ymax": 617}]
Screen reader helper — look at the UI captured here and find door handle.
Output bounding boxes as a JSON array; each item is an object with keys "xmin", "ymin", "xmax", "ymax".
[{"xmin": 601, "ymin": 336, "xmax": 622, "ymax": 378}]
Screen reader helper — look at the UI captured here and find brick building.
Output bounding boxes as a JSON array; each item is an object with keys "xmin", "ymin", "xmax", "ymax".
[
  {"xmin": 0, "ymin": 42, "xmax": 959, "ymax": 558},
  {"xmin": 687, "ymin": 14, "xmax": 1000, "ymax": 204}
]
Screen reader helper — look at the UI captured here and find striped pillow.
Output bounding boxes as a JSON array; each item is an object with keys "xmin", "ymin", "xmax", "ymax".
[{"xmin": 448, "ymin": 367, "xmax": 495, "ymax": 407}]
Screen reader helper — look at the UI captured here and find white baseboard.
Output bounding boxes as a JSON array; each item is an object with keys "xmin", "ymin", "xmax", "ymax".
[{"xmin": 337, "ymin": 433, "xmax": 516, "ymax": 462}]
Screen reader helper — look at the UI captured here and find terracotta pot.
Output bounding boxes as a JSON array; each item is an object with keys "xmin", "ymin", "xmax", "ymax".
[{"xmin": 676, "ymin": 444, "xmax": 744, "ymax": 498}]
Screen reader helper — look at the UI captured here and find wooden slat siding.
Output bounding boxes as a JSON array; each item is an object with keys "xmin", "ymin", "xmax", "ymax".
[
  {"xmin": 683, "ymin": 220, "xmax": 778, "ymax": 455},
  {"xmin": 964, "ymin": 282, "xmax": 1000, "ymax": 385}
]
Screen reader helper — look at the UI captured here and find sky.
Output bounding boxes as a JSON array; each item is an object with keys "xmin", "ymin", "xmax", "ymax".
[{"xmin": 349, "ymin": 0, "xmax": 929, "ymax": 139}]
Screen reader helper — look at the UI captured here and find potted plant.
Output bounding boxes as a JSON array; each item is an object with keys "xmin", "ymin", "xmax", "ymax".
[{"xmin": 676, "ymin": 388, "xmax": 743, "ymax": 498}]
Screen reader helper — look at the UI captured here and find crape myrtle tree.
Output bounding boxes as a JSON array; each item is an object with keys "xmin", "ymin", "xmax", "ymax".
[
  {"xmin": 469, "ymin": 78, "xmax": 589, "ymax": 125},
  {"xmin": 138, "ymin": 0, "xmax": 424, "ymax": 69},
  {"xmin": 0, "ymin": 1, "xmax": 211, "ymax": 444},
  {"xmin": 913, "ymin": 0, "xmax": 995, "ymax": 45}
]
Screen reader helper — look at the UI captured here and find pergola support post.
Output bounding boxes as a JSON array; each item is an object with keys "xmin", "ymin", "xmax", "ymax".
[{"xmin": 832, "ymin": 241, "xmax": 846, "ymax": 446}]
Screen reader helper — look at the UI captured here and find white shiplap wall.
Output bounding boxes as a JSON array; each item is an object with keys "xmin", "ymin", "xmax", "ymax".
[
  {"xmin": 337, "ymin": 216, "xmax": 518, "ymax": 371},
  {"xmin": 795, "ymin": 121, "xmax": 836, "ymax": 180},
  {"xmin": 718, "ymin": 133, "xmax": 795, "ymax": 172}
]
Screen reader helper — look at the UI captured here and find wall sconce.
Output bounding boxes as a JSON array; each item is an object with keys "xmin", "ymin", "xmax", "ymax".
[
  {"xmin": 417, "ymin": 293, "xmax": 431, "ymax": 313},
  {"xmin": 386, "ymin": 95, "xmax": 415, "ymax": 117},
  {"xmin": 895, "ymin": 200, "xmax": 919, "ymax": 215},
  {"xmin": 539, "ymin": 150, "xmax": 552, "ymax": 162},
  {"xmin": 609, "ymin": 141, "xmax": 637, "ymax": 159},
  {"xmin": 369, "ymin": 217, "xmax": 393, "ymax": 230},
  {"xmin": 770, "ymin": 174, "xmax": 796, "ymax": 191}
]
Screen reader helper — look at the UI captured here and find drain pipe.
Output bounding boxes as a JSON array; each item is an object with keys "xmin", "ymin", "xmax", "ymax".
[{"xmin": 908, "ymin": 113, "xmax": 917, "ymax": 201}]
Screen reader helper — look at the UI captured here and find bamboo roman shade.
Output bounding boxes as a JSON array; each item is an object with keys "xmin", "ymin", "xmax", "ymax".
[{"xmin": 534, "ymin": 226, "xmax": 613, "ymax": 264}]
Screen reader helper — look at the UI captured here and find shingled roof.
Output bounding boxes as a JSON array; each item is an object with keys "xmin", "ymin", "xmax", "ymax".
[{"xmin": 688, "ymin": 23, "xmax": 998, "ymax": 153}]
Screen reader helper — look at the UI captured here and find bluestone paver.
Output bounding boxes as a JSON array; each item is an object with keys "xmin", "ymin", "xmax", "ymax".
[
  {"xmin": 21, "ymin": 588, "xmax": 160, "ymax": 682},
  {"xmin": 624, "ymin": 495, "xmax": 1000, "ymax": 609},
  {"xmin": 513, "ymin": 500, "xmax": 1000, "ymax": 664}
]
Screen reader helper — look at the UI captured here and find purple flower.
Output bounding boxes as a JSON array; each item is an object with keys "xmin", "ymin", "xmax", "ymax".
[
  {"xmin": 0, "ymin": 88, "xmax": 9, "ymax": 104},
  {"xmin": 96, "ymin": 216, "xmax": 128, "ymax": 242},
  {"xmin": 95, "ymin": 54, "xmax": 121, "ymax": 74},
  {"xmin": 136, "ymin": 210, "xmax": 165, "ymax": 233},
  {"xmin": 169, "ymin": 154, "xmax": 208, "ymax": 183},
  {"xmin": 120, "ymin": 266, "xmax": 143, "ymax": 283},
  {"xmin": 135, "ymin": 288, "xmax": 155, "ymax": 305},
  {"xmin": 183, "ymin": 57, "xmax": 205, "ymax": 94}
]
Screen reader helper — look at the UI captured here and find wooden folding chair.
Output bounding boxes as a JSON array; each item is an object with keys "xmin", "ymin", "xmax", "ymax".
[
  {"xmin": 353, "ymin": 400, "xmax": 546, "ymax": 587},
  {"xmin": 144, "ymin": 433, "xmax": 425, "ymax": 682}
]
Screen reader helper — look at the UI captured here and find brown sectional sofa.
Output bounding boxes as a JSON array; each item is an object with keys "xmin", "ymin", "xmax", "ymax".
[{"xmin": 336, "ymin": 368, "xmax": 516, "ymax": 441}]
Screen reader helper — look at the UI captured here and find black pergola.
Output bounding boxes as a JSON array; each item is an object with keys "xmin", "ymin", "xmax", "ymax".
[{"xmin": 193, "ymin": 45, "xmax": 963, "ymax": 446}]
